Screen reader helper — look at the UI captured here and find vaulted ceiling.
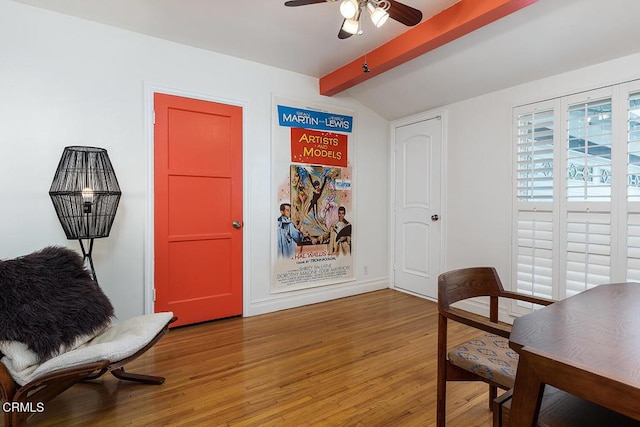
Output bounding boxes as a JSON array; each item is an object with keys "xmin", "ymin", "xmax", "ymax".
[{"xmin": 10, "ymin": 0, "xmax": 640, "ymax": 119}]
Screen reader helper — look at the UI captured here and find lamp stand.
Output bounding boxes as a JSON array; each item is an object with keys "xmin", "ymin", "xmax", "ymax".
[
  {"xmin": 49, "ymin": 146, "xmax": 121, "ymax": 284},
  {"xmin": 78, "ymin": 238, "xmax": 97, "ymax": 282}
]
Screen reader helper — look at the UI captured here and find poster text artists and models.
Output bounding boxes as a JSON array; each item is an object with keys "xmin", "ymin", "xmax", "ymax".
[{"xmin": 273, "ymin": 101, "xmax": 354, "ymax": 292}]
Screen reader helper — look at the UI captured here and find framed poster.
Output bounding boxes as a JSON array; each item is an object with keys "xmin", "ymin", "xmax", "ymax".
[{"xmin": 272, "ymin": 96, "xmax": 355, "ymax": 292}]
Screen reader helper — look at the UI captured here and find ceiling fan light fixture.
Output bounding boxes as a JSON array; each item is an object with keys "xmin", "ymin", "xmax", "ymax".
[
  {"xmin": 341, "ymin": 17, "xmax": 360, "ymax": 35},
  {"xmin": 366, "ymin": 1, "xmax": 390, "ymax": 27},
  {"xmin": 339, "ymin": 0, "xmax": 359, "ymax": 19}
]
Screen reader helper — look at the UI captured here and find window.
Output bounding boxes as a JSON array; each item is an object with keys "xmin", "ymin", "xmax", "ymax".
[{"xmin": 513, "ymin": 81, "xmax": 640, "ymax": 306}]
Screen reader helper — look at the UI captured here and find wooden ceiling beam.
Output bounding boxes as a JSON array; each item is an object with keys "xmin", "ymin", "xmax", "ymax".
[{"xmin": 319, "ymin": 0, "xmax": 539, "ymax": 96}]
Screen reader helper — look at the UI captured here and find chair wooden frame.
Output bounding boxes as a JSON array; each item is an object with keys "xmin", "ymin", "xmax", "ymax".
[
  {"xmin": 436, "ymin": 267, "xmax": 553, "ymax": 427},
  {"xmin": 83, "ymin": 316, "xmax": 178, "ymax": 385},
  {"xmin": 0, "ymin": 316, "xmax": 176, "ymax": 427}
]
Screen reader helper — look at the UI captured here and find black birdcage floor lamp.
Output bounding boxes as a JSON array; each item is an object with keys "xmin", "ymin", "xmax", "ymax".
[{"xmin": 49, "ymin": 146, "xmax": 121, "ymax": 282}]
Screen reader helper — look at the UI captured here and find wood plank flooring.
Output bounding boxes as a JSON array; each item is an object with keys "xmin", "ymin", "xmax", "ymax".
[{"xmin": 21, "ymin": 289, "xmax": 494, "ymax": 426}]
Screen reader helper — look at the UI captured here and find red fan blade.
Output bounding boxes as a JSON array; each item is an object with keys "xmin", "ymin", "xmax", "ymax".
[{"xmin": 387, "ymin": 0, "xmax": 423, "ymax": 26}]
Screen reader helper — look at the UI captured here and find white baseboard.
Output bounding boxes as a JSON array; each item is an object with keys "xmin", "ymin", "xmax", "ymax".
[{"xmin": 244, "ymin": 277, "xmax": 389, "ymax": 317}]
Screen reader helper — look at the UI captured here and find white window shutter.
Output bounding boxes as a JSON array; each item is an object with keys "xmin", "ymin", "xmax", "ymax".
[
  {"xmin": 566, "ymin": 99, "xmax": 612, "ymax": 202},
  {"xmin": 565, "ymin": 211, "xmax": 611, "ymax": 297},
  {"xmin": 516, "ymin": 210, "xmax": 553, "ymax": 300},
  {"xmin": 511, "ymin": 83, "xmax": 640, "ymax": 308},
  {"xmin": 627, "ymin": 92, "xmax": 640, "ymax": 201},
  {"xmin": 516, "ymin": 109, "xmax": 554, "ymax": 202},
  {"xmin": 626, "ymin": 212, "xmax": 640, "ymax": 281}
]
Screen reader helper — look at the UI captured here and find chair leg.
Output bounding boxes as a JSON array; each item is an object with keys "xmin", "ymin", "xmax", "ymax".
[
  {"xmin": 437, "ymin": 376, "xmax": 446, "ymax": 427},
  {"xmin": 489, "ymin": 384, "xmax": 497, "ymax": 410},
  {"xmin": 84, "ymin": 367, "xmax": 108, "ymax": 381},
  {"xmin": 436, "ymin": 315, "xmax": 447, "ymax": 427},
  {"xmin": 110, "ymin": 367, "xmax": 165, "ymax": 385},
  {"xmin": 106, "ymin": 315, "xmax": 176, "ymax": 386}
]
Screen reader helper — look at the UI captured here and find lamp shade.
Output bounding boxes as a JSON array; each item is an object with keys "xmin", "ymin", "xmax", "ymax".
[
  {"xmin": 340, "ymin": 0, "xmax": 359, "ymax": 19},
  {"xmin": 341, "ymin": 18, "xmax": 360, "ymax": 35},
  {"xmin": 367, "ymin": 1, "xmax": 389, "ymax": 27},
  {"xmin": 49, "ymin": 146, "xmax": 121, "ymax": 240}
]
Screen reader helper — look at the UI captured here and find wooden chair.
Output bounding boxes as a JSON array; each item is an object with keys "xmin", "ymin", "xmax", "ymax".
[
  {"xmin": 436, "ymin": 267, "xmax": 554, "ymax": 427},
  {"xmin": 0, "ymin": 313, "xmax": 176, "ymax": 427}
]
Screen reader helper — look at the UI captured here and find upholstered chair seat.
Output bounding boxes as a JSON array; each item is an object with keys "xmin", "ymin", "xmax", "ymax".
[{"xmin": 446, "ymin": 332, "xmax": 518, "ymax": 390}]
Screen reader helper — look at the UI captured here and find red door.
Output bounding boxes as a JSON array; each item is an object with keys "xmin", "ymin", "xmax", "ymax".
[{"xmin": 154, "ymin": 93, "xmax": 243, "ymax": 327}]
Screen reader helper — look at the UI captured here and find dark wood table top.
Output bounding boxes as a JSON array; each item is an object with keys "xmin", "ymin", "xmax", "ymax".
[
  {"xmin": 510, "ymin": 282, "xmax": 640, "ymax": 388},
  {"xmin": 508, "ymin": 283, "xmax": 640, "ymax": 425}
]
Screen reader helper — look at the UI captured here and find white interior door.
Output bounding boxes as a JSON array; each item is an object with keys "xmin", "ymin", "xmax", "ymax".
[{"xmin": 393, "ymin": 117, "xmax": 442, "ymax": 299}]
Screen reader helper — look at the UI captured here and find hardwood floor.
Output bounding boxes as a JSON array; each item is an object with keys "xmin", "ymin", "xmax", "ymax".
[{"xmin": 22, "ymin": 289, "xmax": 494, "ymax": 426}]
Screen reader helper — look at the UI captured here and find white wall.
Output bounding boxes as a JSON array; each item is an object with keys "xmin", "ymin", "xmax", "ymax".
[
  {"xmin": 0, "ymin": 0, "xmax": 390, "ymax": 320},
  {"xmin": 442, "ymin": 51, "xmax": 640, "ymax": 291}
]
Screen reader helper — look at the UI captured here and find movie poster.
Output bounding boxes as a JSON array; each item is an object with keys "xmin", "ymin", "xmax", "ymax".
[{"xmin": 272, "ymin": 98, "xmax": 355, "ymax": 292}]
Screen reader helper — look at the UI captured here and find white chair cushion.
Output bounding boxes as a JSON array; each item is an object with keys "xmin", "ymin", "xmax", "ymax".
[{"xmin": 0, "ymin": 312, "xmax": 173, "ymax": 386}]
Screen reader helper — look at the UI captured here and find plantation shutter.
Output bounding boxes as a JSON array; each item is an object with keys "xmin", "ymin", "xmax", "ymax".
[
  {"xmin": 627, "ymin": 91, "xmax": 640, "ymax": 281},
  {"xmin": 565, "ymin": 210, "xmax": 611, "ymax": 297},
  {"xmin": 627, "ymin": 92, "xmax": 640, "ymax": 201},
  {"xmin": 626, "ymin": 213, "xmax": 640, "ymax": 282},
  {"xmin": 514, "ymin": 107, "xmax": 555, "ymax": 302},
  {"xmin": 562, "ymin": 97, "xmax": 613, "ymax": 297},
  {"xmin": 516, "ymin": 109, "xmax": 554, "ymax": 202},
  {"xmin": 512, "ymin": 82, "xmax": 640, "ymax": 308},
  {"xmin": 566, "ymin": 98, "xmax": 612, "ymax": 202},
  {"xmin": 516, "ymin": 210, "xmax": 553, "ymax": 299}
]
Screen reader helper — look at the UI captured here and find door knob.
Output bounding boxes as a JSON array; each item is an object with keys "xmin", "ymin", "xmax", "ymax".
[
  {"xmin": 431, "ymin": 215, "xmax": 439, "ymax": 221},
  {"xmin": 232, "ymin": 221, "xmax": 242, "ymax": 229}
]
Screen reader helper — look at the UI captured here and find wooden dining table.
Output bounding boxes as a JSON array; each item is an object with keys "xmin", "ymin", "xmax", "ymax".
[{"xmin": 507, "ymin": 283, "xmax": 640, "ymax": 426}]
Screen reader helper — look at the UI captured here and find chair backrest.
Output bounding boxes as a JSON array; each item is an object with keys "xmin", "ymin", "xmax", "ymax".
[{"xmin": 438, "ymin": 267, "xmax": 505, "ymax": 320}]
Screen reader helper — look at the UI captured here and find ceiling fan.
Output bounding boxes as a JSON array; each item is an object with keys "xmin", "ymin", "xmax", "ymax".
[{"xmin": 284, "ymin": 0, "xmax": 423, "ymax": 39}]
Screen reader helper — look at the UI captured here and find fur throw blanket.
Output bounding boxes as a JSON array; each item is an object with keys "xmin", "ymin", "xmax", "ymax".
[{"xmin": 0, "ymin": 246, "xmax": 114, "ymax": 363}]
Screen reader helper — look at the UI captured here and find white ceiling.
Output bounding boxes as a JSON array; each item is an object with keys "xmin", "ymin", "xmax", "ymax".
[{"xmin": 10, "ymin": 0, "xmax": 640, "ymax": 120}]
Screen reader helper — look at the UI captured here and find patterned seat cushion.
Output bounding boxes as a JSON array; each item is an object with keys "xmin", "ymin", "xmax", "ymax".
[{"xmin": 447, "ymin": 332, "xmax": 518, "ymax": 388}]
